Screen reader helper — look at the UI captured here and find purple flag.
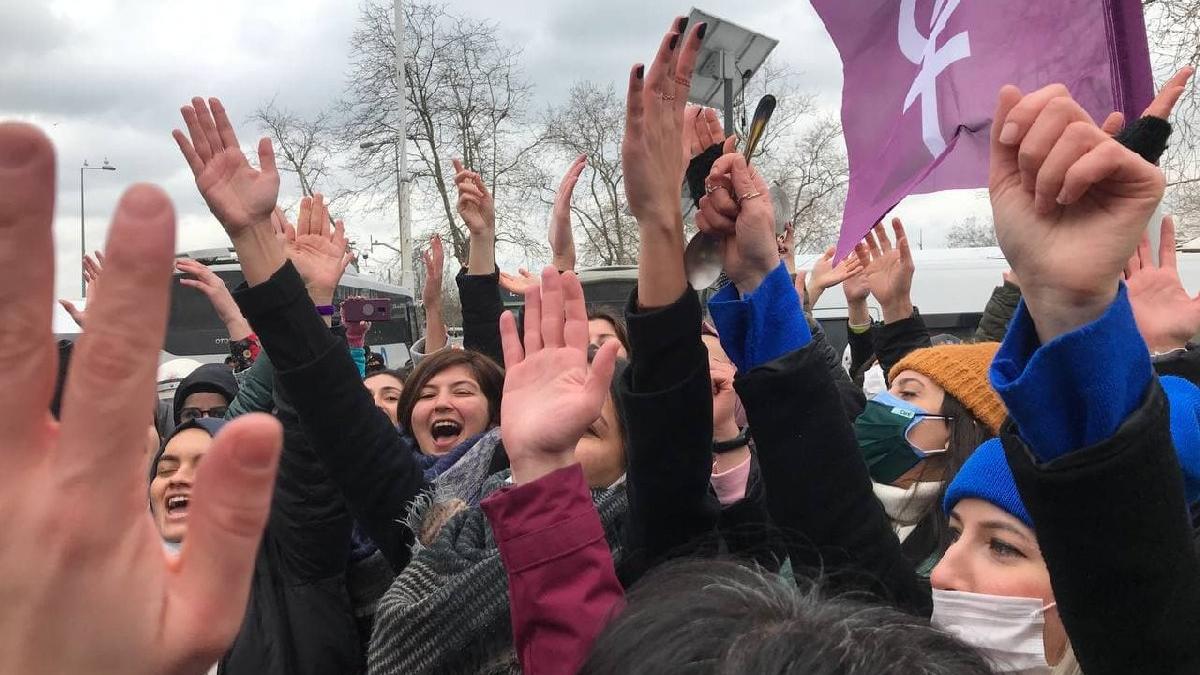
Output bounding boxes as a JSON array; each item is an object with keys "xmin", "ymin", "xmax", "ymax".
[{"xmin": 812, "ymin": 0, "xmax": 1154, "ymax": 259}]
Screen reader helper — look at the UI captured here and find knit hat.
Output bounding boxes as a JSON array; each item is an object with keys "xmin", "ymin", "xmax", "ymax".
[
  {"xmin": 943, "ymin": 438, "xmax": 1033, "ymax": 528},
  {"xmin": 889, "ymin": 342, "xmax": 1006, "ymax": 434}
]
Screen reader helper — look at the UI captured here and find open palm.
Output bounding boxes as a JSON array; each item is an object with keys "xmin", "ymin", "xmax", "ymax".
[
  {"xmin": 272, "ymin": 194, "xmax": 352, "ymax": 300},
  {"xmin": 499, "ymin": 267, "xmax": 618, "ymax": 474},
  {"xmin": 1127, "ymin": 216, "xmax": 1200, "ymax": 352},
  {"xmin": 855, "ymin": 219, "xmax": 914, "ymax": 310},
  {"xmin": 173, "ymin": 97, "xmax": 279, "ymax": 238}
]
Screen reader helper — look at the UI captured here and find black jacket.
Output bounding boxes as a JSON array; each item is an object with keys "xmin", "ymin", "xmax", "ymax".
[
  {"xmin": 456, "ymin": 266, "xmax": 505, "ymax": 368},
  {"xmin": 974, "ymin": 281, "xmax": 1021, "ymax": 343},
  {"xmin": 620, "ymin": 287, "xmax": 721, "ymax": 579},
  {"xmin": 212, "ymin": 280, "xmax": 364, "ymax": 675},
  {"xmin": 1002, "ymin": 380, "xmax": 1200, "ymax": 675},
  {"xmin": 1154, "ymin": 346, "xmax": 1200, "ymax": 385},
  {"xmin": 874, "ymin": 309, "xmax": 932, "ymax": 383},
  {"xmin": 235, "ymin": 262, "xmax": 426, "ymax": 573},
  {"xmin": 736, "ymin": 343, "xmax": 932, "ymax": 616}
]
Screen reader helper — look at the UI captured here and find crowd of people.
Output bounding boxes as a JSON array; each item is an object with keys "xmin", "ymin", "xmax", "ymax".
[{"xmin": 5, "ymin": 15, "xmax": 1200, "ymax": 675}]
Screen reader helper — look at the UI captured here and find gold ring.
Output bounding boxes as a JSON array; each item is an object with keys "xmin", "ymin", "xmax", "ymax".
[
  {"xmin": 705, "ymin": 183, "xmax": 726, "ymax": 194},
  {"xmin": 737, "ymin": 191, "xmax": 762, "ymax": 203},
  {"xmin": 661, "ymin": 92, "xmax": 676, "ymax": 102}
]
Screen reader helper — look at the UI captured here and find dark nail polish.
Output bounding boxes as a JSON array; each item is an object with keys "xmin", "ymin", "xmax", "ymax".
[
  {"xmin": 697, "ymin": 22, "xmax": 708, "ymax": 40},
  {"xmin": 636, "ymin": 65, "xmax": 644, "ymax": 80},
  {"xmin": 677, "ymin": 17, "xmax": 689, "ymax": 32},
  {"xmin": 669, "ymin": 34, "xmax": 679, "ymax": 50}
]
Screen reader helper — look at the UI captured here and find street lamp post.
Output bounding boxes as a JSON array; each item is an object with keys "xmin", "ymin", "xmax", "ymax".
[{"xmin": 80, "ymin": 159, "xmax": 117, "ymax": 296}]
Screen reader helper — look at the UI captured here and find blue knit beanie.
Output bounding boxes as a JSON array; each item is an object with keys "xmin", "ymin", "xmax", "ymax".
[
  {"xmin": 946, "ymin": 376, "xmax": 1200, "ymax": 527},
  {"xmin": 943, "ymin": 438, "xmax": 1033, "ymax": 528}
]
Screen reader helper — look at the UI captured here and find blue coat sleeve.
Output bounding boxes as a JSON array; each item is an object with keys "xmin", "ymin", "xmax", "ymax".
[{"xmin": 707, "ymin": 263, "xmax": 812, "ymax": 372}]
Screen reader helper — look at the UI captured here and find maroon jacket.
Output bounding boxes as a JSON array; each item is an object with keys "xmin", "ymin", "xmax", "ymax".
[{"xmin": 481, "ymin": 463, "xmax": 624, "ymax": 675}]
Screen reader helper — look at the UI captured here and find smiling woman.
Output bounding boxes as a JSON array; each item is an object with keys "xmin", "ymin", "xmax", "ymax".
[{"xmin": 396, "ymin": 349, "xmax": 504, "ymax": 457}]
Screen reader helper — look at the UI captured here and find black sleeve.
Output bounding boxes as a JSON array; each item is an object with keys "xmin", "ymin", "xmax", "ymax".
[
  {"xmin": 716, "ymin": 456, "xmax": 786, "ymax": 572},
  {"xmin": 265, "ymin": 379, "xmax": 354, "ymax": 580},
  {"xmin": 735, "ymin": 345, "xmax": 931, "ymax": 616},
  {"xmin": 456, "ymin": 266, "xmax": 505, "ymax": 367},
  {"xmin": 685, "ymin": 143, "xmax": 725, "ymax": 207},
  {"xmin": 1115, "ymin": 115, "xmax": 1172, "ymax": 166},
  {"xmin": 876, "ymin": 309, "xmax": 932, "ymax": 384},
  {"xmin": 973, "ymin": 281, "xmax": 1022, "ymax": 343},
  {"xmin": 619, "ymin": 286, "xmax": 720, "ymax": 578},
  {"xmin": 809, "ymin": 317, "xmax": 866, "ymax": 420},
  {"xmin": 234, "ymin": 262, "xmax": 426, "ymax": 572},
  {"xmin": 847, "ymin": 324, "xmax": 876, "ymax": 384},
  {"xmin": 1154, "ymin": 346, "xmax": 1200, "ymax": 386},
  {"xmin": 1003, "ymin": 381, "xmax": 1200, "ymax": 675}
]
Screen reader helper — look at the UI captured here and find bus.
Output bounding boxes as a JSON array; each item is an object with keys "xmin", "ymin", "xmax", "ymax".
[{"xmin": 51, "ymin": 247, "xmax": 422, "ymax": 367}]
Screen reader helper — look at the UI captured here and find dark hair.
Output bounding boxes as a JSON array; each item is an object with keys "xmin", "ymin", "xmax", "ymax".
[
  {"xmin": 580, "ymin": 559, "xmax": 992, "ymax": 675},
  {"xmin": 903, "ymin": 393, "xmax": 995, "ymax": 549},
  {"xmin": 364, "ymin": 367, "xmax": 408, "ymax": 386},
  {"xmin": 396, "ymin": 349, "xmax": 504, "ymax": 432},
  {"xmin": 587, "ymin": 309, "xmax": 630, "ymax": 355}
]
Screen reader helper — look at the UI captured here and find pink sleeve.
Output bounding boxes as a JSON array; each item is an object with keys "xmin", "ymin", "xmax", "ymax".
[
  {"xmin": 710, "ymin": 454, "xmax": 752, "ymax": 506},
  {"xmin": 481, "ymin": 463, "xmax": 624, "ymax": 675}
]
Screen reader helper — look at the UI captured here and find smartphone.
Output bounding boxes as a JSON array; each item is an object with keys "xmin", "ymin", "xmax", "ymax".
[{"xmin": 342, "ymin": 298, "xmax": 392, "ymax": 322}]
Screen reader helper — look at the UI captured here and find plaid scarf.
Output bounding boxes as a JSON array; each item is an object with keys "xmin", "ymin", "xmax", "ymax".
[{"xmin": 367, "ymin": 470, "xmax": 628, "ymax": 674}]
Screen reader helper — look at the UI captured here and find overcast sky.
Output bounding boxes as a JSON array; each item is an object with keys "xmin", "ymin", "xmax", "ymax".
[{"xmin": 4, "ymin": 0, "xmax": 997, "ymax": 300}]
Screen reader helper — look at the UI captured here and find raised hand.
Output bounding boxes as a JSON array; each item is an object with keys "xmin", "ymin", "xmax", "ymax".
[
  {"xmin": 452, "ymin": 158, "xmax": 495, "ymax": 236},
  {"xmin": 1, "ymin": 122, "xmax": 282, "ymax": 674},
  {"xmin": 807, "ymin": 245, "xmax": 863, "ymax": 308},
  {"xmin": 853, "ymin": 219, "xmax": 915, "ymax": 323},
  {"xmin": 990, "ymin": 84, "xmax": 1165, "ymax": 341},
  {"xmin": 272, "ymin": 193, "xmax": 353, "ymax": 306},
  {"xmin": 1144, "ymin": 66, "xmax": 1195, "ymax": 120},
  {"xmin": 1125, "ymin": 215, "xmax": 1200, "ymax": 353},
  {"xmin": 421, "ymin": 233, "xmax": 445, "ymax": 309},
  {"xmin": 550, "ymin": 155, "xmax": 586, "ymax": 271},
  {"xmin": 173, "ymin": 97, "xmax": 279, "ymax": 240},
  {"xmin": 682, "ymin": 105, "xmax": 726, "ymax": 172},
  {"xmin": 696, "ymin": 153, "xmax": 779, "ymax": 295},
  {"xmin": 499, "ymin": 268, "xmax": 539, "ymax": 295},
  {"xmin": 499, "ymin": 267, "xmax": 619, "ymax": 484},
  {"xmin": 176, "ymin": 257, "xmax": 252, "ymax": 341},
  {"xmin": 622, "ymin": 17, "xmax": 698, "ymax": 223},
  {"xmin": 83, "ymin": 250, "xmax": 104, "ymax": 290}
]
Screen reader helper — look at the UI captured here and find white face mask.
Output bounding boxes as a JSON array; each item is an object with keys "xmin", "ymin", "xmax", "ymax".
[{"xmin": 931, "ymin": 589, "xmax": 1056, "ymax": 674}]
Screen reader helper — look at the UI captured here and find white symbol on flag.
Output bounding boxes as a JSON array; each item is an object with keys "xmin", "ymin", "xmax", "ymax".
[{"xmin": 899, "ymin": 0, "xmax": 971, "ymax": 157}]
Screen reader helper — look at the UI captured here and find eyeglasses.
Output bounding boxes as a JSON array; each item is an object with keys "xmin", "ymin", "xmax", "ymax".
[{"xmin": 180, "ymin": 406, "xmax": 228, "ymax": 422}]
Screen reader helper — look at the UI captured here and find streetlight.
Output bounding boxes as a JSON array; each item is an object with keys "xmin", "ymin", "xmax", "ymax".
[
  {"xmin": 80, "ymin": 158, "xmax": 117, "ymax": 296},
  {"xmin": 361, "ymin": 139, "xmax": 412, "ymax": 290}
]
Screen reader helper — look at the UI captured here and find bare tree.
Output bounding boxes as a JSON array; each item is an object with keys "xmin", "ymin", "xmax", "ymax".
[
  {"xmin": 542, "ymin": 82, "xmax": 639, "ymax": 266},
  {"xmin": 250, "ymin": 100, "xmax": 350, "ymax": 228},
  {"xmin": 763, "ymin": 116, "xmax": 850, "ymax": 254},
  {"xmin": 945, "ymin": 216, "xmax": 998, "ymax": 248},
  {"xmin": 341, "ymin": 0, "xmax": 545, "ymax": 264}
]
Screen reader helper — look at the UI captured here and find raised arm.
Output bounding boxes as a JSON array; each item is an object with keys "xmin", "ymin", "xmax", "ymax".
[
  {"xmin": 420, "ymin": 234, "xmax": 448, "ymax": 355},
  {"xmin": 855, "ymin": 219, "xmax": 930, "ymax": 380},
  {"xmin": 173, "ymin": 97, "xmax": 425, "ymax": 570},
  {"xmin": 550, "ymin": 155, "xmax": 586, "ymax": 271},
  {"xmin": 986, "ymin": 83, "xmax": 1199, "ymax": 674},
  {"xmin": 176, "ymin": 257, "xmax": 253, "ymax": 342},
  {"xmin": 452, "ymin": 158, "xmax": 505, "ymax": 365},
  {"xmin": 617, "ymin": 17, "xmax": 721, "ymax": 574},
  {"xmin": 698, "ymin": 152, "xmax": 929, "ymax": 614}
]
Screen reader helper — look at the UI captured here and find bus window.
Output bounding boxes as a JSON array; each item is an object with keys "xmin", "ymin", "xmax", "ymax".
[{"xmin": 164, "ymin": 270, "xmax": 245, "ymax": 357}]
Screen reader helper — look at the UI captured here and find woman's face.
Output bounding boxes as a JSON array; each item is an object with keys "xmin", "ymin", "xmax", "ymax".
[
  {"xmin": 365, "ymin": 372, "xmax": 403, "ymax": 426},
  {"xmin": 149, "ymin": 428, "xmax": 212, "ymax": 544},
  {"xmin": 888, "ymin": 369, "xmax": 951, "ymax": 455},
  {"xmin": 410, "ymin": 364, "xmax": 492, "ymax": 456},
  {"xmin": 588, "ymin": 318, "xmax": 628, "ymax": 359},
  {"xmin": 576, "ymin": 393, "xmax": 625, "ymax": 488},
  {"xmin": 930, "ymin": 498, "xmax": 1069, "ymax": 665}
]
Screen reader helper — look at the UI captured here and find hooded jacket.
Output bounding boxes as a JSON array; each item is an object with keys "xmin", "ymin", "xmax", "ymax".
[{"xmin": 172, "ymin": 362, "xmax": 239, "ymax": 426}]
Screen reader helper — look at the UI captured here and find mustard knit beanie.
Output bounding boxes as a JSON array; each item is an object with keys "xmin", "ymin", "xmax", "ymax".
[{"xmin": 889, "ymin": 342, "xmax": 1006, "ymax": 434}]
